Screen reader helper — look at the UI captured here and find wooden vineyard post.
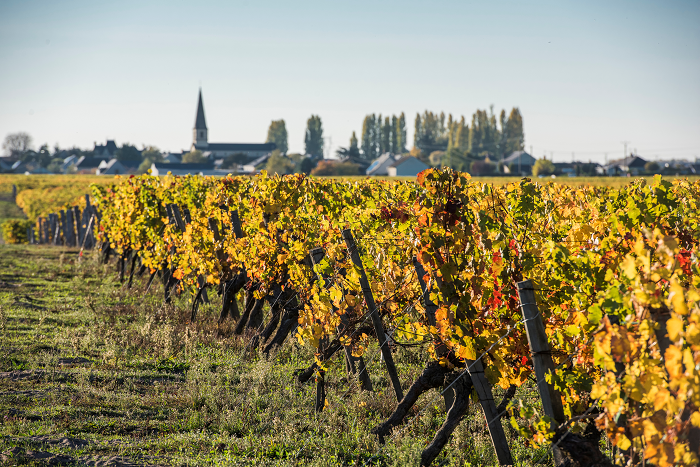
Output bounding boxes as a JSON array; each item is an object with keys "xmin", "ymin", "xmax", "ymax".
[
  {"xmin": 464, "ymin": 359, "xmax": 514, "ymax": 465},
  {"xmin": 82, "ymin": 195, "xmax": 94, "ymax": 249},
  {"xmin": 517, "ymin": 279, "xmax": 566, "ymax": 466},
  {"xmin": 59, "ymin": 210, "xmax": 66, "ymax": 245},
  {"xmin": 163, "ymin": 204, "xmax": 184, "ymax": 303},
  {"xmin": 50, "ymin": 214, "xmax": 57, "ymax": 245},
  {"xmin": 66, "ymin": 208, "xmax": 76, "ymax": 247},
  {"xmin": 413, "ymin": 258, "xmax": 513, "ymax": 465},
  {"xmin": 342, "ymin": 229, "xmax": 403, "ymax": 402},
  {"xmin": 208, "ymin": 218, "xmax": 226, "ymax": 263},
  {"xmin": 230, "ymin": 210, "xmax": 243, "ymax": 239},
  {"xmin": 170, "ymin": 204, "xmax": 187, "ymax": 232},
  {"xmin": 73, "ymin": 206, "xmax": 82, "ymax": 247}
]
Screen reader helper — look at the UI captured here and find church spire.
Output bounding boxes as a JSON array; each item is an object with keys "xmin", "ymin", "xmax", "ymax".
[
  {"xmin": 194, "ymin": 88, "xmax": 207, "ymax": 130},
  {"xmin": 192, "ymin": 88, "xmax": 208, "ymax": 149}
]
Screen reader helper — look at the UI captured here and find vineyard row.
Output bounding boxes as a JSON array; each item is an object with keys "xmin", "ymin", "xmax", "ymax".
[{"xmin": 27, "ymin": 171, "xmax": 700, "ymax": 466}]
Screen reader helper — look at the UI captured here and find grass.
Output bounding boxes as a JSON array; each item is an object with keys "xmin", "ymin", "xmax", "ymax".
[
  {"xmin": 0, "ymin": 194, "xmax": 27, "ymax": 244},
  {"xmin": 0, "ymin": 244, "xmax": 568, "ymax": 466}
]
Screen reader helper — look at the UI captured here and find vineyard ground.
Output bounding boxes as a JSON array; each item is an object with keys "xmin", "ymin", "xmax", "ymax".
[{"xmin": 1, "ymin": 244, "xmax": 589, "ymax": 466}]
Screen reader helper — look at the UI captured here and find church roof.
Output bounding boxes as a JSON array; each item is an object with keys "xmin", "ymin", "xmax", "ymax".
[
  {"xmin": 206, "ymin": 143, "xmax": 276, "ymax": 152},
  {"xmin": 194, "ymin": 89, "xmax": 207, "ymax": 130}
]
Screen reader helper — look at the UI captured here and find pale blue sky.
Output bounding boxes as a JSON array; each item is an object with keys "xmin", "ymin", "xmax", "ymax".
[{"xmin": 1, "ymin": 0, "xmax": 698, "ymax": 163}]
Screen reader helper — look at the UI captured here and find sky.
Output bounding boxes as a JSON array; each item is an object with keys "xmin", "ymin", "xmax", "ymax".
[{"xmin": 0, "ymin": 0, "xmax": 698, "ymax": 163}]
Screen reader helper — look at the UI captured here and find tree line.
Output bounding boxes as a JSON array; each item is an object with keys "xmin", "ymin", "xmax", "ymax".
[
  {"xmin": 2, "ymin": 105, "xmax": 525, "ymax": 176},
  {"xmin": 265, "ymin": 106, "xmax": 524, "ymax": 167}
]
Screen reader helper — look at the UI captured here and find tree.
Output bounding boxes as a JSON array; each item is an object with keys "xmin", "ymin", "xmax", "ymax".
[
  {"xmin": 361, "ymin": 114, "xmax": 379, "ymax": 161},
  {"xmin": 349, "ymin": 131, "xmax": 359, "ymax": 157},
  {"xmin": 381, "ymin": 116, "xmax": 392, "ymax": 155},
  {"xmin": 396, "ymin": 113, "xmax": 407, "ymax": 154},
  {"xmin": 304, "ymin": 115, "xmax": 324, "ymax": 159},
  {"xmin": 298, "ymin": 157, "xmax": 315, "ymax": 174},
  {"xmin": 266, "ymin": 120, "xmax": 288, "ymax": 154},
  {"xmin": 141, "ymin": 146, "xmax": 163, "ymax": 163},
  {"xmin": 409, "ymin": 146, "xmax": 424, "ymax": 162},
  {"xmin": 414, "ymin": 111, "xmax": 449, "ymax": 157},
  {"xmin": 2, "ymin": 132, "xmax": 32, "ymax": 157},
  {"xmin": 469, "ymin": 160, "xmax": 496, "ymax": 176},
  {"xmin": 266, "ymin": 150, "xmax": 294, "ymax": 175},
  {"xmin": 46, "ymin": 158, "xmax": 64, "ymax": 174},
  {"xmin": 429, "ymin": 151, "xmax": 445, "ymax": 167},
  {"xmin": 115, "ymin": 143, "xmax": 142, "ymax": 161},
  {"xmin": 645, "ymin": 161, "xmax": 661, "ymax": 173},
  {"xmin": 182, "ymin": 150, "xmax": 207, "ymax": 164},
  {"xmin": 222, "ymin": 152, "xmax": 251, "ymax": 169},
  {"xmin": 469, "ymin": 108, "xmax": 499, "ymax": 157},
  {"xmin": 336, "ymin": 132, "xmax": 361, "ymax": 160},
  {"xmin": 310, "ymin": 160, "xmax": 360, "ymax": 176},
  {"xmin": 502, "ymin": 108, "xmax": 525, "ymax": 155},
  {"xmin": 532, "ymin": 158, "xmax": 556, "ymax": 177},
  {"xmin": 286, "ymin": 152, "xmax": 314, "ymax": 174},
  {"xmin": 20, "ymin": 144, "xmax": 52, "ymax": 167},
  {"xmin": 138, "ymin": 146, "xmax": 163, "ymax": 174}
]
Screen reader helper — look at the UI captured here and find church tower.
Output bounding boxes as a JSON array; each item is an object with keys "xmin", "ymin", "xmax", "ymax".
[{"xmin": 193, "ymin": 89, "xmax": 208, "ymax": 149}]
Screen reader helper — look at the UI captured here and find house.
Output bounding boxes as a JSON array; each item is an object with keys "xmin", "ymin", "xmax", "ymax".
[
  {"xmin": 191, "ymin": 89, "xmax": 276, "ymax": 160},
  {"xmin": 93, "ymin": 140, "xmax": 119, "ymax": 159},
  {"xmin": 62, "ymin": 155, "xmax": 78, "ymax": 172},
  {"xmin": 96, "ymin": 159, "xmax": 127, "ymax": 175},
  {"xmin": 163, "ymin": 153, "xmax": 182, "ymax": 163},
  {"xmin": 366, "ymin": 153, "xmax": 397, "ymax": 176},
  {"xmin": 387, "ymin": 156, "xmax": 429, "ymax": 177},
  {"xmin": 0, "ymin": 158, "xmax": 14, "ymax": 173},
  {"xmin": 9, "ymin": 160, "xmax": 50, "ymax": 174},
  {"xmin": 553, "ymin": 162, "xmax": 576, "ymax": 177},
  {"xmin": 604, "ymin": 155, "xmax": 647, "ymax": 176},
  {"xmin": 73, "ymin": 156, "xmax": 103, "ymax": 174},
  {"xmin": 502, "ymin": 151, "xmax": 536, "ymax": 175},
  {"xmin": 96, "ymin": 158, "xmax": 141, "ymax": 175},
  {"xmin": 150, "ymin": 162, "xmax": 219, "ymax": 176}
]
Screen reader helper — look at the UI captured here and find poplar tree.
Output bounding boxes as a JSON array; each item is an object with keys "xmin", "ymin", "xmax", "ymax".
[
  {"xmin": 503, "ymin": 108, "xmax": 525, "ymax": 154},
  {"xmin": 397, "ymin": 113, "xmax": 407, "ymax": 154},
  {"xmin": 304, "ymin": 115, "xmax": 324, "ymax": 159},
  {"xmin": 455, "ymin": 116, "xmax": 469, "ymax": 152},
  {"xmin": 414, "ymin": 113, "xmax": 422, "ymax": 150},
  {"xmin": 390, "ymin": 115, "xmax": 398, "ymax": 154},
  {"xmin": 349, "ymin": 131, "xmax": 359, "ymax": 156},
  {"xmin": 382, "ymin": 116, "xmax": 391, "ymax": 155},
  {"xmin": 361, "ymin": 114, "xmax": 378, "ymax": 161},
  {"xmin": 266, "ymin": 120, "xmax": 288, "ymax": 154}
]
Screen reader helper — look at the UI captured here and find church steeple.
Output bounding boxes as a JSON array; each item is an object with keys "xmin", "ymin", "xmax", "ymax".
[{"xmin": 193, "ymin": 89, "xmax": 208, "ymax": 149}]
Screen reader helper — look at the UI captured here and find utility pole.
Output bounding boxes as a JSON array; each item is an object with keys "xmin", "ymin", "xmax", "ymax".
[{"xmin": 621, "ymin": 141, "xmax": 630, "ymax": 159}]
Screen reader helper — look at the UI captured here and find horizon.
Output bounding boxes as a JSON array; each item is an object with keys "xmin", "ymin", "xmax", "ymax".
[{"xmin": 1, "ymin": 0, "xmax": 699, "ymax": 164}]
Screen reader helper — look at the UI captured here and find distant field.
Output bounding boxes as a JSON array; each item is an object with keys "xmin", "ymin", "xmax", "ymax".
[
  {"xmin": 1, "ymin": 173, "xmax": 697, "ymax": 223},
  {"xmin": 0, "ymin": 175, "xmax": 115, "ymax": 222},
  {"xmin": 323, "ymin": 174, "xmax": 700, "ymax": 188}
]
